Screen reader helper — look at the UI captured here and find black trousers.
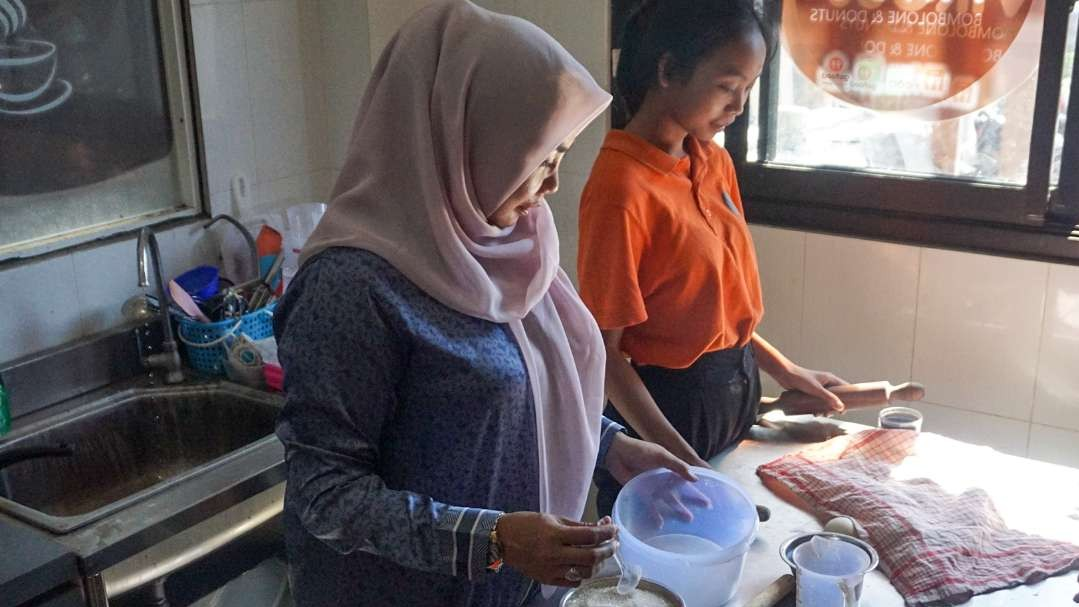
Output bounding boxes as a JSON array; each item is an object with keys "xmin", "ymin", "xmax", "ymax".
[{"xmin": 595, "ymin": 345, "xmax": 761, "ymax": 518}]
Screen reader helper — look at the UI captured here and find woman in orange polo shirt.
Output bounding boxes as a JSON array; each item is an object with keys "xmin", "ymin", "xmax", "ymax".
[{"xmin": 578, "ymin": 0, "xmax": 847, "ymax": 516}]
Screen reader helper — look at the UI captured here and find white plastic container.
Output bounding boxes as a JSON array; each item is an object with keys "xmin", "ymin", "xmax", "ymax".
[{"xmin": 612, "ymin": 468, "xmax": 758, "ymax": 607}]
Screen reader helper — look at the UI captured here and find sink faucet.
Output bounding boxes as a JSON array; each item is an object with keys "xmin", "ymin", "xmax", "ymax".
[{"xmin": 137, "ymin": 227, "xmax": 184, "ymax": 384}]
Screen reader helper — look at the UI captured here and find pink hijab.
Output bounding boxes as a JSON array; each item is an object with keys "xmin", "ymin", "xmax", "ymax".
[{"xmin": 300, "ymin": 1, "xmax": 612, "ymax": 521}]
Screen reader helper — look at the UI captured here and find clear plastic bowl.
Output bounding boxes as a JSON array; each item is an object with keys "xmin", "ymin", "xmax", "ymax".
[{"xmin": 612, "ymin": 467, "xmax": 758, "ymax": 607}]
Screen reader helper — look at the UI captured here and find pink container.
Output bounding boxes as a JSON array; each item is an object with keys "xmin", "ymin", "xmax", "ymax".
[{"xmin": 263, "ymin": 363, "xmax": 284, "ymax": 391}]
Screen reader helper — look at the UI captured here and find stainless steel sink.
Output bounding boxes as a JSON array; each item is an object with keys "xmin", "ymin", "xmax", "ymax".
[{"xmin": 0, "ymin": 381, "xmax": 283, "ymax": 533}]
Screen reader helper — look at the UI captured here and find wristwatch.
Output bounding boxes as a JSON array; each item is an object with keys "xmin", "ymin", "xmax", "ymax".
[{"xmin": 487, "ymin": 513, "xmax": 505, "ymax": 573}]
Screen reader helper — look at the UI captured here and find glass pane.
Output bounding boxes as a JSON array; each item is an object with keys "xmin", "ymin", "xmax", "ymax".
[
  {"xmin": 0, "ymin": 1, "xmax": 188, "ymax": 252},
  {"xmin": 755, "ymin": 0, "xmax": 1046, "ymax": 186},
  {"xmin": 1051, "ymin": 4, "xmax": 1078, "ymax": 187}
]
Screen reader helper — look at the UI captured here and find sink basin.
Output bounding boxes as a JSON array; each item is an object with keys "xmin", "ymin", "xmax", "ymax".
[{"xmin": 0, "ymin": 382, "xmax": 283, "ymax": 533}]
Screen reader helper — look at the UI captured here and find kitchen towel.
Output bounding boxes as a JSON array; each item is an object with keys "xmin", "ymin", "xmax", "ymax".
[{"xmin": 758, "ymin": 429, "xmax": 1079, "ymax": 606}]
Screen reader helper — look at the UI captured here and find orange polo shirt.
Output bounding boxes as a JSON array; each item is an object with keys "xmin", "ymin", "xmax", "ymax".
[{"xmin": 577, "ymin": 130, "xmax": 764, "ymax": 369}]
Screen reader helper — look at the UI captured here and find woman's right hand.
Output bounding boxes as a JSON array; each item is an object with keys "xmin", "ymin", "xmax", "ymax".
[{"xmin": 496, "ymin": 512, "xmax": 619, "ymax": 586}]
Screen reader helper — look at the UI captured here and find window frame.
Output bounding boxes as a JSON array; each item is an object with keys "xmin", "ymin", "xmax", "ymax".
[
  {"xmin": 731, "ymin": 0, "xmax": 1079, "ymax": 264},
  {"xmin": 612, "ymin": 0, "xmax": 1079, "ymax": 264},
  {"xmin": 0, "ymin": 0, "xmax": 207, "ymax": 264}
]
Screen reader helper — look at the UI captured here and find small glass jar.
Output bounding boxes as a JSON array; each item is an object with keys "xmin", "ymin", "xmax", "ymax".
[{"xmin": 878, "ymin": 406, "xmax": 923, "ymax": 432}]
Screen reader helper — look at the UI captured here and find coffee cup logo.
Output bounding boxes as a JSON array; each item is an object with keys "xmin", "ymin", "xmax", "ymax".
[
  {"xmin": 0, "ymin": 0, "xmax": 28, "ymax": 39},
  {"xmin": 0, "ymin": 0, "xmax": 73, "ymax": 116},
  {"xmin": 783, "ymin": 0, "xmax": 1042, "ymax": 119}
]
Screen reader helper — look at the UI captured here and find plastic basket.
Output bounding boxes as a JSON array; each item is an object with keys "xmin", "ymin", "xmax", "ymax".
[{"xmin": 176, "ymin": 304, "xmax": 276, "ymax": 375}]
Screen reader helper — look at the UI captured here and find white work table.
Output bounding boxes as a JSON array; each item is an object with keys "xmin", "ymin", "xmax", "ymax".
[
  {"xmin": 715, "ymin": 422, "xmax": 1078, "ymax": 607},
  {"xmin": 534, "ymin": 421, "xmax": 1078, "ymax": 607}
]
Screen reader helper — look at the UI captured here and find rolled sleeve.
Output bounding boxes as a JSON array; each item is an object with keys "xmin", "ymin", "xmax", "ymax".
[{"xmin": 595, "ymin": 416, "xmax": 625, "ymax": 472}]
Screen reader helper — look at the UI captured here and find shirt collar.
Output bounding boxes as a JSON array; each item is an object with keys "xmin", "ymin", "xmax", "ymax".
[{"xmin": 603, "ymin": 130, "xmax": 710, "ymax": 175}]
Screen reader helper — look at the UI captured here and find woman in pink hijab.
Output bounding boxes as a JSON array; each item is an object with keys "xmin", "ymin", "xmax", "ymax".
[{"xmin": 274, "ymin": 2, "xmax": 694, "ymax": 605}]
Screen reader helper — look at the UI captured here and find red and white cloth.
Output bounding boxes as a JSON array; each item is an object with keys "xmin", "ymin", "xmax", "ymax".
[{"xmin": 757, "ymin": 429, "xmax": 1079, "ymax": 606}]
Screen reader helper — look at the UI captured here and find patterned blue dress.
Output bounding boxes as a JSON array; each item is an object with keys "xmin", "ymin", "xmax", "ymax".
[{"xmin": 274, "ymin": 248, "xmax": 622, "ymax": 607}]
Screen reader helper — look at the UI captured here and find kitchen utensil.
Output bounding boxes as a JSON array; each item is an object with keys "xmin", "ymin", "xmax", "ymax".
[
  {"xmin": 176, "ymin": 304, "xmax": 275, "ymax": 376},
  {"xmin": 761, "ymin": 381, "xmax": 925, "ymax": 416},
  {"xmin": 168, "ymin": 280, "xmax": 211, "ymax": 323},
  {"xmin": 878, "ymin": 406, "xmax": 924, "ymax": 432},
  {"xmin": 249, "ymin": 254, "xmax": 285, "ymax": 310},
  {"xmin": 613, "ymin": 467, "xmax": 758, "ymax": 607},
  {"xmin": 791, "ymin": 535, "xmax": 873, "ymax": 607},
  {"xmin": 560, "ymin": 576, "xmax": 684, "ymax": 607},
  {"xmin": 779, "ymin": 533, "xmax": 879, "ymax": 607},
  {"xmin": 745, "ymin": 574, "xmax": 794, "ymax": 607},
  {"xmin": 175, "ymin": 265, "xmax": 220, "ymax": 301}
]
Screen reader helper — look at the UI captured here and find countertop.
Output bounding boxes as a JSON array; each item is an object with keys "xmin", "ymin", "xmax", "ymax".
[
  {"xmin": 713, "ymin": 422, "xmax": 1078, "ymax": 606},
  {"xmin": 534, "ymin": 420, "xmax": 1079, "ymax": 606},
  {"xmin": 0, "ymin": 516, "xmax": 78, "ymax": 607},
  {"xmin": 5, "ymin": 416, "xmax": 1076, "ymax": 606}
]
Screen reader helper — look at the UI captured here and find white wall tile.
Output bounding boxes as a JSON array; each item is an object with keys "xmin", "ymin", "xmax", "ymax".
[
  {"xmin": 474, "ymin": 0, "xmax": 517, "ymax": 15},
  {"xmin": 514, "ymin": 0, "xmax": 610, "ymax": 86},
  {"xmin": 207, "ymin": 189, "xmax": 234, "ymax": 218},
  {"xmin": 367, "ymin": 0, "xmax": 431, "ymax": 62},
  {"xmin": 801, "ymin": 234, "xmax": 919, "ymax": 385},
  {"xmin": 244, "ymin": 0, "xmax": 320, "ymax": 186},
  {"xmin": 159, "ymin": 224, "xmax": 221, "ymax": 285},
  {"xmin": 545, "ymin": 169, "xmax": 591, "ymax": 285},
  {"xmin": 252, "ymin": 170, "xmax": 334, "ymax": 215},
  {"xmin": 916, "ymin": 402, "xmax": 1030, "ymax": 457},
  {"xmin": 749, "ymin": 225, "xmax": 806, "ymax": 397},
  {"xmin": 0, "ymin": 256, "xmax": 83, "ymax": 364},
  {"xmin": 1028, "ymin": 424, "xmax": 1079, "ymax": 469},
  {"xmin": 191, "ymin": 2, "xmax": 256, "ymax": 200},
  {"xmin": 298, "ymin": 0, "xmax": 331, "ymax": 173},
  {"xmin": 565, "ymin": 116, "xmax": 611, "ymax": 181},
  {"xmin": 319, "ymin": 0, "xmax": 372, "ymax": 168},
  {"xmin": 836, "ymin": 404, "xmax": 884, "ymax": 427},
  {"xmin": 1033, "ymin": 264, "xmax": 1079, "ymax": 431},
  {"xmin": 912, "ymin": 248, "xmax": 1048, "ymax": 420},
  {"xmin": 72, "ymin": 237, "xmax": 143, "ymax": 336}
]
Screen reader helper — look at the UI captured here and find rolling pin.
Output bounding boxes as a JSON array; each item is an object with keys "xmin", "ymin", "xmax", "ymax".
[
  {"xmin": 760, "ymin": 381, "xmax": 925, "ymax": 416},
  {"xmin": 744, "ymin": 574, "xmax": 794, "ymax": 607}
]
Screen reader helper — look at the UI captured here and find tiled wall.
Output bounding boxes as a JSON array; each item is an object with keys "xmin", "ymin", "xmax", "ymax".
[
  {"xmin": 189, "ymin": 0, "xmax": 353, "ymax": 216},
  {"xmin": 0, "ymin": 0, "xmax": 349, "ymax": 366},
  {"xmin": 751, "ymin": 225, "xmax": 1079, "ymax": 469}
]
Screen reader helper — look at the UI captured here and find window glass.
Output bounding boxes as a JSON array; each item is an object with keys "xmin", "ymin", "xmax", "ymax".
[
  {"xmin": 751, "ymin": 0, "xmax": 1046, "ymax": 185},
  {"xmin": 0, "ymin": 1, "xmax": 195, "ymax": 255}
]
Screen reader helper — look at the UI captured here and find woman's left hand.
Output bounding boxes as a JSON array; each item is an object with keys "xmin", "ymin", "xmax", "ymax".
[
  {"xmin": 776, "ymin": 365, "xmax": 848, "ymax": 414},
  {"xmin": 604, "ymin": 433, "xmax": 711, "ymax": 525},
  {"xmin": 604, "ymin": 433, "xmax": 698, "ymax": 486}
]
